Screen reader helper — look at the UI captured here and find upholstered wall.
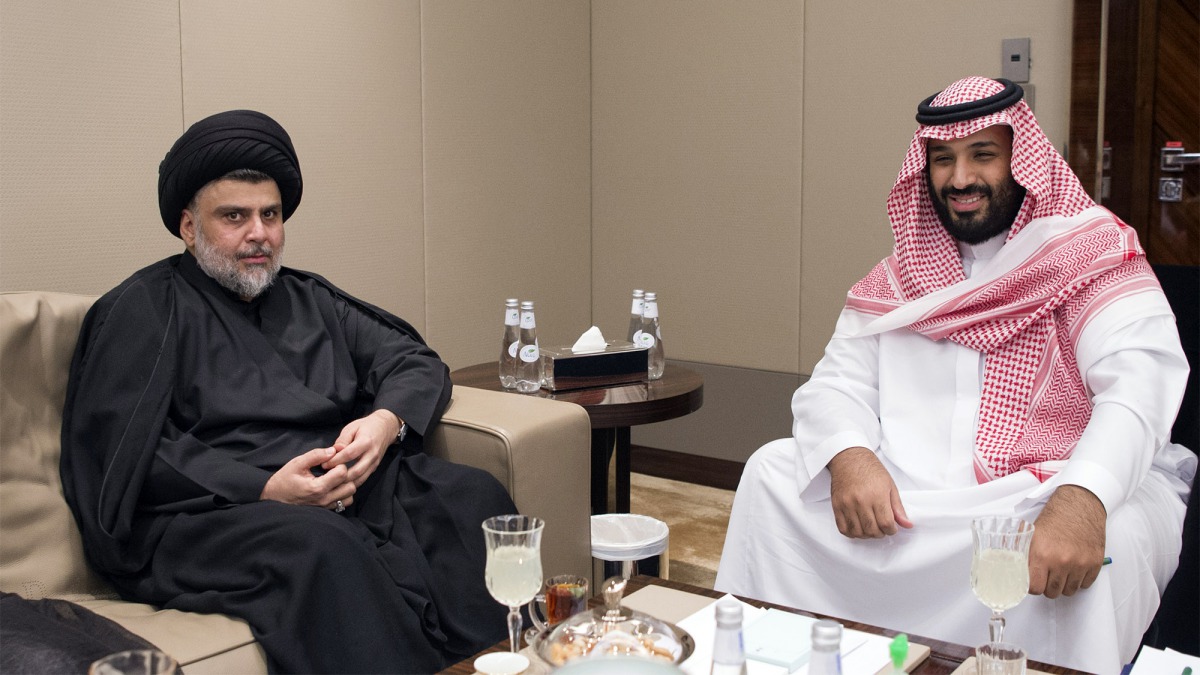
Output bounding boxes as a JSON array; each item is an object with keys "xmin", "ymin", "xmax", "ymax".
[
  {"xmin": 0, "ymin": 0, "xmax": 591, "ymax": 349},
  {"xmin": 0, "ymin": 0, "xmax": 1074, "ymax": 462},
  {"xmin": 592, "ymin": 0, "xmax": 1074, "ymax": 457}
]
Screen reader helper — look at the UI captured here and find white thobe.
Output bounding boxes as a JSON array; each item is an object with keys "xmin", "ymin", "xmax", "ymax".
[{"xmin": 715, "ymin": 233, "xmax": 1196, "ymax": 674}]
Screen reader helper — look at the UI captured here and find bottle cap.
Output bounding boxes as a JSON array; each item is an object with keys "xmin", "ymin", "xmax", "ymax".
[
  {"xmin": 645, "ymin": 291, "xmax": 657, "ymax": 301},
  {"xmin": 811, "ymin": 619, "xmax": 842, "ymax": 649},
  {"xmin": 714, "ymin": 600, "xmax": 742, "ymax": 627},
  {"xmin": 520, "ymin": 301, "xmax": 534, "ymax": 310},
  {"xmin": 506, "ymin": 298, "xmax": 519, "ymax": 305},
  {"xmin": 633, "ymin": 289, "xmax": 644, "ymax": 297},
  {"xmin": 889, "ymin": 633, "xmax": 908, "ymax": 670}
]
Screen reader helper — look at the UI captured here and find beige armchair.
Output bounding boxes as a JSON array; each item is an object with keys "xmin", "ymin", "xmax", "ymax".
[{"xmin": 0, "ymin": 291, "xmax": 592, "ymax": 673}]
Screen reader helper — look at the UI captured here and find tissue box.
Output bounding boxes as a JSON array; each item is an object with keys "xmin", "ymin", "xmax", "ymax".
[{"xmin": 540, "ymin": 341, "xmax": 649, "ymax": 391}]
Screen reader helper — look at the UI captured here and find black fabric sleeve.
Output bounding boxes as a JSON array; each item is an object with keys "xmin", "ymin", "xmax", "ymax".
[
  {"xmin": 59, "ymin": 260, "xmax": 179, "ymax": 577},
  {"xmin": 336, "ymin": 295, "xmax": 452, "ymax": 438}
]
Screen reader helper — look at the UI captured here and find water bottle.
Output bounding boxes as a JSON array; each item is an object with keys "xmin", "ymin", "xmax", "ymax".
[
  {"xmin": 808, "ymin": 619, "xmax": 843, "ymax": 675},
  {"xmin": 638, "ymin": 291, "xmax": 665, "ymax": 380},
  {"xmin": 627, "ymin": 289, "xmax": 645, "ymax": 343},
  {"xmin": 710, "ymin": 600, "xmax": 748, "ymax": 675},
  {"xmin": 515, "ymin": 301, "xmax": 542, "ymax": 393},
  {"xmin": 498, "ymin": 298, "xmax": 520, "ymax": 389}
]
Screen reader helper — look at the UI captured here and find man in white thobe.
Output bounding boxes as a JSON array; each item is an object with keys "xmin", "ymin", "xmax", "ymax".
[{"xmin": 715, "ymin": 77, "xmax": 1195, "ymax": 674}]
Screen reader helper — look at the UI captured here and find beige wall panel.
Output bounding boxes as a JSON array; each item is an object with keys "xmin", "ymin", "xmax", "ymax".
[
  {"xmin": 592, "ymin": 0, "xmax": 804, "ymax": 373},
  {"xmin": 0, "ymin": 1, "xmax": 182, "ymax": 294},
  {"xmin": 799, "ymin": 0, "xmax": 1074, "ymax": 371},
  {"xmin": 180, "ymin": 1, "xmax": 425, "ymax": 328},
  {"xmin": 422, "ymin": 1, "xmax": 592, "ymax": 370}
]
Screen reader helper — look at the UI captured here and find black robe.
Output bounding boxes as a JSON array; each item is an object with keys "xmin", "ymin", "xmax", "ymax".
[{"xmin": 60, "ymin": 253, "xmax": 512, "ymax": 673}]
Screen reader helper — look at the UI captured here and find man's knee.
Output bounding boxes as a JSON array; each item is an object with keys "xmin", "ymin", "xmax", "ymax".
[{"xmin": 741, "ymin": 438, "xmax": 799, "ymax": 485}]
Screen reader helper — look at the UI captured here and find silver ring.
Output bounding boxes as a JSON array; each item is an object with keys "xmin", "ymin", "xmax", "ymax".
[{"xmin": 335, "ymin": 500, "xmax": 345, "ymax": 513}]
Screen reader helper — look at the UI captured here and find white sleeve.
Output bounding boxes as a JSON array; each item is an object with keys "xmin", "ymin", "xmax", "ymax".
[
  {"xmin": 1050, "ymin": 291, "xmax": 1190, "ymax": 514},
  {"xmin": 792, "ymin": 308, "xmax": 883, "ymax": 491}
]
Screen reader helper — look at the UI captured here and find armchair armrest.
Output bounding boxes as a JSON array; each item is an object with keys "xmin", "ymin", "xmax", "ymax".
[{"xmin": 425, "ymin": 386, "xmax": 592, "ymax": 580}]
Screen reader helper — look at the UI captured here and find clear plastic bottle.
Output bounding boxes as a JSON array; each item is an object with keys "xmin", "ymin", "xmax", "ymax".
[
  {"xmin": 515, "ymin": 300, "xmax": 542, "ymax": 393},
  {"xmin": 808, "ymin": 619, "xmax": 843, "ymax": 675},
  {"xmin": 498, "ymin": 298, "xmax": 520, "ymax": 389},
  {"xmin": 637, "ymin": 291, "xmax": 665, "ymax": 380},
  {"xmin": 710, "ymin": 600, "xmax": 748, "ymax": 675},
  {"xmin": 627, "ymin": 289, "xmax": 645, "ymax": 343}
]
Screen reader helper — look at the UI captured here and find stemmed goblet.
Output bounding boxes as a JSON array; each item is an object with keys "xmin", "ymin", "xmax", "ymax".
[
  {"xmin": 970, "ymin": 516, "xmax": 1035, "ymax": 643},
  {"xmin": 482, "ymin": 515, "xmax": 545, "ymax": 653}
]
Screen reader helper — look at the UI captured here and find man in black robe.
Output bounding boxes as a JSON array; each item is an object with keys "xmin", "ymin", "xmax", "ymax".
[{"xmin": 60, "ymin": 110, "xmax": 513, "ymax": 673}]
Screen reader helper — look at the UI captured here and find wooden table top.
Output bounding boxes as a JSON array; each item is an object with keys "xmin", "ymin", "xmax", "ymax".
[
  {"xmin": 440, "ymin": 576, "xmax": 1086, "ymax": 674},
  {"xmin": 450, "ymin": 362, "xmax": 703, "ymax": 429}
]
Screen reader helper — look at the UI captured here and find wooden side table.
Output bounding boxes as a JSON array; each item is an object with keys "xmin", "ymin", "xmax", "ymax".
[{"xmin": 450, "ymin": 363, "xmax": 704, "ymax": 514}]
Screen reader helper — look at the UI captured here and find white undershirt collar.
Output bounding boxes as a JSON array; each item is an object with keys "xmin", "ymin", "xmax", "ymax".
[{"xmin": 957, "ymin": 229, "xmax": 1010, "ymax": 278}]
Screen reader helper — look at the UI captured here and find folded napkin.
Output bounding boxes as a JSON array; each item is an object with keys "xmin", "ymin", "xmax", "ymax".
[{"xmin": 571, "ymin": 326, "xmax": 607, "ymax": 354}]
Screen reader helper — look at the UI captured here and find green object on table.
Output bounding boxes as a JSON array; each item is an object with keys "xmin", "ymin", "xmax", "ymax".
[{"xmin": 890, "ymin": 633, "xmax": 909, "ymax": 672}]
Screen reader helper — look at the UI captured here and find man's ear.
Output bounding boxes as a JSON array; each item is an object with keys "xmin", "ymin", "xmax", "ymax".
[{"xmin": 179, "ymin": 210, "xmax": 197, "ymax": 250}]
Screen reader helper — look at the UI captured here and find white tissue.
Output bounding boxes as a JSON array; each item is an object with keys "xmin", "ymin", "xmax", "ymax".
[{"xmin": 571, "ymin": 326, "xmax": 607, "ymax": 354}]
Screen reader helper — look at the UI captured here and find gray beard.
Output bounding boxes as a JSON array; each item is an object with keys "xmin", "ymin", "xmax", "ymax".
[{"xmin": 192, "ymin": 220, "xmax": 282, "ymax": 300}]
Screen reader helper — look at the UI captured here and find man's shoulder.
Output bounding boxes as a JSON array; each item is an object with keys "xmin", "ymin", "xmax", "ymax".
[
  {"xmin": 89, "ymin": 255, "xmax": 182, "ymax": 322},
  {"xmin": 277, "ymin": 267, "xmax": 426, "ymax": 344}
]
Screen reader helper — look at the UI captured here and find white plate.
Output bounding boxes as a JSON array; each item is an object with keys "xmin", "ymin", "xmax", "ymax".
[{"xmin": 473, "ymin": 651, "xmax": 530, "ymax": 675}]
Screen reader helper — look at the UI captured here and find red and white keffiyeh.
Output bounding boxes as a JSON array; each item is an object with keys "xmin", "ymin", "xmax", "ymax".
[{"xmin": 847, "ymin": 77, "xmax": 1160, "ymax": 483}]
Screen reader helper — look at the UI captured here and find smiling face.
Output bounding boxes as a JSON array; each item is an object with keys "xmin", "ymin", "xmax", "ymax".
[
  {"xmin": 925, "ymin": 125, "xmax": 1027, "ymax": 245},
  {"xmin": 179, "ymin": 177, "xmax": 285, "ymax": 300}
]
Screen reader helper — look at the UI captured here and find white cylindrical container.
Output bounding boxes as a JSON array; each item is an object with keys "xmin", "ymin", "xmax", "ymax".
[
  {"xmin": 808, "ymin": 619, "xmax": 843, "ymax": 675},
  {"xmin": 710, "ymin": 600, "xmax": 748, "ymax": 675},
  {"xmin": 638, "ymin": 291, "xmax": 665, "ymax": 380},
  {"xmin": 627, "ymin": 289, "xmax": 645, "ymax": 343},
  {"xmin": 515, "ymin": 301, "xmax": 542, "ymax": 393},
  {"xmin": 498, "ymin": 298, "xmax": 520, "ymax": 389}
]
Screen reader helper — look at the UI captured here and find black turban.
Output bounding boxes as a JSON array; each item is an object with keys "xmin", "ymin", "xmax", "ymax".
[{"xmin": 157, "ymin": 110, "xmax": 303, "ymax": 238}]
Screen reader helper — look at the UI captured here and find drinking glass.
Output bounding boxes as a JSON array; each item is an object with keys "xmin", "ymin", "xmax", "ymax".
[
  {"xmin": 89, "ymin": 650, "xmax": 178, "ymax": 675},
  {"xmin": 970, "ymin": 516, "xmax": 1035, "ymax": 644},
  {"xmin": 482, "ymin": 515, "xmax": 545, "ymax": 653},
  {"xmin": 975, "ymin": 642, "xmax": 1027, "ymax": 674},
  {"xmin": 525, "ymin": 573, "xmax": 590, "ymax": 644}
]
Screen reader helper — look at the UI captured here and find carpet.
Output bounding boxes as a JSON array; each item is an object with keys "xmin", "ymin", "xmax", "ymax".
[{"xmin": 629, "ymin": 472, "xmax": 733, "ymax": 589}]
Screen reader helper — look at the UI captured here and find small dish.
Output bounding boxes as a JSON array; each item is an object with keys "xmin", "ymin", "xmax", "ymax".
[{"xmin": 473, "ymin": 651, "xmax": 529, "ymax": 675}]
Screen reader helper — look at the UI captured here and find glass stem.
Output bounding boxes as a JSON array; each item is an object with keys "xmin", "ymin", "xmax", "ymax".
[
  {"xmin": 507, "ymin": 605, "xmax": 522, "ymax": 652},
  {"xmin": 988, "ymin": 610, "xmax": 1005, "ymax": 643}
]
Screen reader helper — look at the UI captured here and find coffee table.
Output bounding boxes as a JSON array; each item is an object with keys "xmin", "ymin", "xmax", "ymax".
[
  {"xmin": 440, "ymin": 576, "xmax": 1087, "ymax": 674},
  {"xmin": 450, "ymin": 362, "xmax": 703, "ymax": 514}
]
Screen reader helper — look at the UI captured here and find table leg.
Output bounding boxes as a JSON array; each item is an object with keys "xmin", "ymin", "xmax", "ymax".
[
  {"xmin": 590, "ymin": 429, "xmax": 614, "ymax": 516},
  {"xmin": 615, "ymin": 427, "xmax": 631, "ymax": 514},
  {"xmin": 590, "ymin": 427, "xmax": 633, "ymax": 515}
]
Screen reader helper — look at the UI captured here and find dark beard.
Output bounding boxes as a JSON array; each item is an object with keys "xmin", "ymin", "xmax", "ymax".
[{"xmin": 926, "ymin": 171, "xmax": 1027, "ymax": 245}]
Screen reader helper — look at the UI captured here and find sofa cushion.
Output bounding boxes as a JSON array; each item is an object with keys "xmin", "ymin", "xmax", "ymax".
[
  {"xmin": 0, "ymin": 292, "xmax": 112, "ymax": 600},
  {"xmin": 76, "ymin": 599, "xmax": 260, "ymax": 669}
]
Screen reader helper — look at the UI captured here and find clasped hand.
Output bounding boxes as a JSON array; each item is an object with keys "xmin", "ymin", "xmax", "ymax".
[{"xmin": 259, "ymin": 410, "xmax": 403, "ymax": 510}]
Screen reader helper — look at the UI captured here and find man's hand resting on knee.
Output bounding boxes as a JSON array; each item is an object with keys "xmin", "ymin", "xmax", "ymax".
[
  {"xmin": 1029, "ymin": 485, "xmax": 1107, "ymax": 598},
  {"xmin": 828, "ymin": 447, "xmax": 914, "ymax": 538}
]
